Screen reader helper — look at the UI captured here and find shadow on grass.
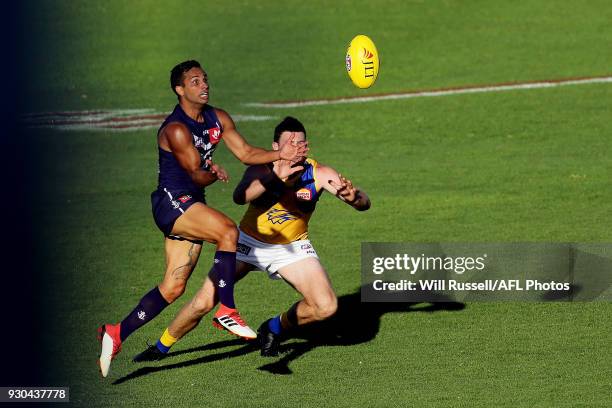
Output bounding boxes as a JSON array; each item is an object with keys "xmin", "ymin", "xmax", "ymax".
[
  {"xmin": 113, "ymin": 339, "xmax": 258, "ymax": 385},
  {"xmin": 257, "ymin": 289, "xmax": 465, "ymax": 375},
  {"xmin": 113, "ymin": 286, "xmax": 465, "ymax": 383}
]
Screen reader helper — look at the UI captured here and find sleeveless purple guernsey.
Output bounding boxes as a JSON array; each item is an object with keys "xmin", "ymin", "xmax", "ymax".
[{"xmin": 157, "ymin": 104, "xmax": 223, "ymax": 194}]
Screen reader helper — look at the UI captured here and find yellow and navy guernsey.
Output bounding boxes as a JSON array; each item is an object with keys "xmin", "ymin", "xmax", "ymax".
[{"xmin": 240, "ymin": 158, "xmax": 323, "ymax": 244}]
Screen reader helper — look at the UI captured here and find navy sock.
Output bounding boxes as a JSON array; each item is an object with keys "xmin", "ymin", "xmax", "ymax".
[
  {"xmin": 212, "ymin": 250, "xmax": 236, "ymax": 309},
  {"xmin": 268, "ymin": 315, "xmax": 282, "ymax": 335},
  {"xmin": 120, "ymin": 286, "xmax": 169, "ymax": 341}
]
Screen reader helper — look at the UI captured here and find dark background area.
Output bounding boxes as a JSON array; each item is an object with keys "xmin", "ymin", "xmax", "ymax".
[{"xmin": 0, "ymin": 4, "xmax": 40, "ymax": 386}]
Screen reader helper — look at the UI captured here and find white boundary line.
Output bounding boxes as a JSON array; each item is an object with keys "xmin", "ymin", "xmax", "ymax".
[{"xmin": 245, "ymin": 76, "xmax": 612, "ymax": 108}]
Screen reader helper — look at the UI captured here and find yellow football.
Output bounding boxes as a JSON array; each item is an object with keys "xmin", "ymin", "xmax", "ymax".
[{"xmin": 345, "ymin": 34, "xmax": 380, "ymax": 89}]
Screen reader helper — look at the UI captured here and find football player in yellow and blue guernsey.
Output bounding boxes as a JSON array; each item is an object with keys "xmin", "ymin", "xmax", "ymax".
[{"xmin": 133, "ymin": 116, "xmax": 371, "ymax": 361}]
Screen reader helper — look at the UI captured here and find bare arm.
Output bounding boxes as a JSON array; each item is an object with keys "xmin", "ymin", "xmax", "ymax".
[
  {"xmin": 162, "ymin": 122, "xmax": 218, "ymax": 187},
  {"xmin": 216, "ymin": 109, "xmax": 308, "ymax": 164},
  {"xmin": 318, "ymin": 164, "xmax": 371, "ymax": 211},
  {"xmin": 233, "ymin": 165, "xmax": 283, "ymax": 205}
]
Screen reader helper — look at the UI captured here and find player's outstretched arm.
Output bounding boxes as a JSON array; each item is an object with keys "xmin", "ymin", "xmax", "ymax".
[
  {"xmin": 233, "ymin": 160, "xmax": 306, "ymax": 205},
  {"xmin": 318, "ymin": 164, "xmax": 371, "ymax": 211},
  {"xmin": 216, "ymin": 109, "xmax": 308, "ymax": 164},
  {"xmin": 233, "ymin": 165, "xmax": 281, "ymax": 205},
  {"xmin": 163, "ymin": 122, "xmax": 219, "ymax": 187}
]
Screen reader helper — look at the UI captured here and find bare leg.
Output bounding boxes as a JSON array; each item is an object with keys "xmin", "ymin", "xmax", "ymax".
[
  {"xmin": 171, "ymin": 202, "xmax": 237, "ymax": 250},
  {"xmin": 167, "ymin": 261, "xmax": 253, "ymax": 339},
  {"xmin": 169, "ymin": 202, "xmax": 256, "ymax": 340},
  {"xmin": 277, "ymin": 257, "xmax": 337, "ymax": 326},
  {"xmin": 118, "ymin": 238, "xmax": 202, "ymax": 342},
  {"xmin": 158, "ymin": 238, "xmax": 203, "ymax": 302}
]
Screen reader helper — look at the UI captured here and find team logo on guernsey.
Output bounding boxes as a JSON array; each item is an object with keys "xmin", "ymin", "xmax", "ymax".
[
  {"xmin": 296, "ymin": 188, "xmax": 312, "ymax": 201},
  {"xmin": 266, "ymin": 208, "xmax": 299, "ymax": 224},
  {"xmin": 206, "ymin": 126, "xmax": 222, "ymax": 144},
  {"xmin": 178, "ymin": 195, "xmax": 192, "ymax": 203}
]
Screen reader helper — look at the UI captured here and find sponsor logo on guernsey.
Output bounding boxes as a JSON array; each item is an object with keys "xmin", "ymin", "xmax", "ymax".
[
  {"xmin": 237, "ymin": 243, "xmax": 252, "ymax": 256},
  {"xmin": 267, "ymin": 208, "xmax": 299, "ymax": 224},
  {"xmin": 178, "ymin": 195, "xmax": 192, "ymax": 203},
  {"xmin": 171, "ymin": 200, "xmax": 180, "ymax": 209},
  {"xmin": 296, "ymin": 188, "xmax": 312, "ymax": 201}
]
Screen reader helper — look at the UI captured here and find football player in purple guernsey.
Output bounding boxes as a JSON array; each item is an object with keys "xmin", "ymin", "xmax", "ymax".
[{"xmin": 97, "ymin": 61, "xmax": 307, "ymax": 377}]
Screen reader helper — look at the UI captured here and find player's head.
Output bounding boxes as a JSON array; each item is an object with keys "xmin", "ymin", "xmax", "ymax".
[
  {"xmin": 273, "ymin": 116, "xmax": 307, "ymax": 164},
  {"xmin": 170, "ymin": 60, "xmax": 209, "ymax": 104},
  {"xmin": 274, "ymin": 116, "xmax": 307, "ymax": 143}
]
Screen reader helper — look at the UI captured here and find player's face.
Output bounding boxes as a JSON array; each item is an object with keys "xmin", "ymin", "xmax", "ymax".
[
  {"xmin": 274, "ymin": 131, "xmax": 307, "ymax": 164},
  {"xmin": 178, "ymin": 67, "xmax": 209, "ymax": 104}
]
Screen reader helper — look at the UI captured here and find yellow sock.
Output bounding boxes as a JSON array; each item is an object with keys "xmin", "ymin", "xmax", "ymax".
[{"xmin": 157, "ymin": 328, "xmax": 177, "ymax": 352}]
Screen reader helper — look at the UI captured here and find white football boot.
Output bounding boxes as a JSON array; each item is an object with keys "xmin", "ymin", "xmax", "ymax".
[
  {"xmin": 97, "ymin": 323, "xmax": 122, "ymax": 377},
  {"xmin": 212, "ymin": 306, "xmax": 257, "ymax": 340}
]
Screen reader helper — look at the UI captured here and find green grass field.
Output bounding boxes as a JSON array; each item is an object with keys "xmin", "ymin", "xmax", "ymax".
[{"xmin": 25, "ymin": 1, "xmax": 612, "ymax": 406}]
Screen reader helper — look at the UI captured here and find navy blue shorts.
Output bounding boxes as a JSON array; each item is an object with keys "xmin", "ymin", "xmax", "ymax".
[{"xmin": 151, "ymin": 188, "xmax": 205, "ymax": 237}]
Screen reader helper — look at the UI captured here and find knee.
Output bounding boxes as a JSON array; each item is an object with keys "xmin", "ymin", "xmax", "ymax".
[
  {"xmin": 314, "ymin": 295, "xmax": 338, "ymax": 320},
  {"xmin": 190, "ymin": 290, "xmax": 215, "ymax": 317},
  {"xmin": 217, "ymin": 222, "xmax": 238, "ymax": 247},
  {"xmin": 159, "ymin": 281, "xmax": 187, "ymax": 303}
]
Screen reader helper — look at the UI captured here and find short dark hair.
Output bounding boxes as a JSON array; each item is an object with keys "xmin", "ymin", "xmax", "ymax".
[
  {"xmin": 170, "ymin": 60, "xmax": 201, "ymax": 96},
  {"xmin": 274, "ymin": 116, "xmax": 306, "ymax": 142}
]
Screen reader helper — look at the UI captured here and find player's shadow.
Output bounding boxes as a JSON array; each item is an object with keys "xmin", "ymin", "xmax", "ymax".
[
  {"xmin": 113, "ymin": 286, "xmax": 464, "ymax": 383},
  {"xmin": 112, "ymin": 339, "xmax": 259, "ymax": 385},
  {"xmin": 257, "ymin": 287, "xmax": 465, "ymax": 375}
]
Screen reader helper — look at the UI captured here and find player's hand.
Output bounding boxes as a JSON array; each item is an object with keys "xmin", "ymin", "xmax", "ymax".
[
  {"xmin": 206, "ymin": 159, "xmax": 229, "ymax": 182},
  {"xmin": 275, "ymin": 162, "xmax": 305, "ymax": 180},
  {"xmin": 329, "ymin": 173, "xmax": 358, "ymax": 203},
  {"xmin": 279, "ymin": 134, "xmax": 309, "ymax": 162}
]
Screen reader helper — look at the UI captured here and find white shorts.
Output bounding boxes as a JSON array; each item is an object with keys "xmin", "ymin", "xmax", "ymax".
[{"xmin": 236, "ymin": 229, "xmax": 319, "ymax": 280}]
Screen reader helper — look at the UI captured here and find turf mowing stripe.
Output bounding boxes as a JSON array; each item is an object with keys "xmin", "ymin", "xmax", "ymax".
[
  {"xmin": 25, "ymin": 115, "xmax": 166, "ymax": 126},
  {"xmin": 245, "ymin": 75, "xmax": 612, "ymax": 108},
  {"xmin": 21, "ymin": 109, "xmax": 155, "ymax": 118},
  {"xmin": 21, "ymin": 110, "xmax": 276, "ymax": 131}
]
